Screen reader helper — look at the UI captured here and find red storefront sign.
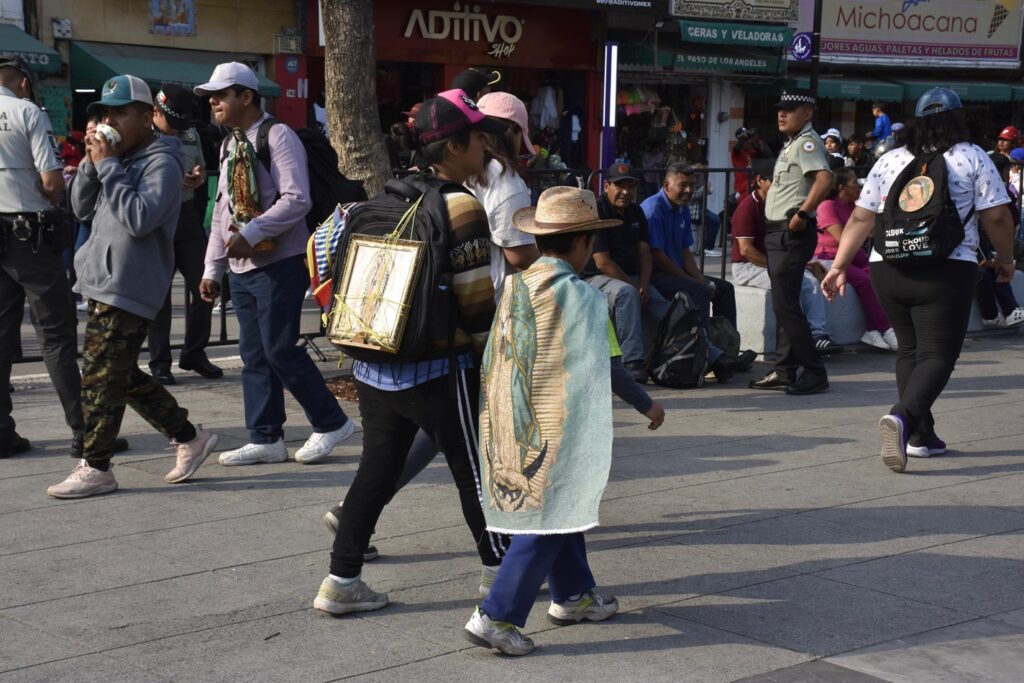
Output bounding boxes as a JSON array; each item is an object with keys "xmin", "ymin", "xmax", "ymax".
[{"xmin": 310, "ymin": 1, "xmax": 597, "ymax": 71}]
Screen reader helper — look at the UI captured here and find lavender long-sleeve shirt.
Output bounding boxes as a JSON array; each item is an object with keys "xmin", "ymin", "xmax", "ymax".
[{"xmin": 203, "ymin": 114, "xmax": 312, "ymax": 281}]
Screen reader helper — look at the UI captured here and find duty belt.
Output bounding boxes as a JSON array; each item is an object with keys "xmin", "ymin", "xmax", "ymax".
[{"xmin": 0, "ymin": 211, "xmax": 63, "ymax": 252}]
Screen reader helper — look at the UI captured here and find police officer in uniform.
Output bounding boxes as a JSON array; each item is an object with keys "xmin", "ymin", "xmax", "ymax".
[
  {"xmin": 0, "ymin": 56, "xmax": 70, "ymax": 456},
  {"xmin": 146, "ymin": 83, "xmax": 222, "ymax": 384},
  {"xmin": 750, "ymin": 89, "xmax": 834, "ymax": 395}
]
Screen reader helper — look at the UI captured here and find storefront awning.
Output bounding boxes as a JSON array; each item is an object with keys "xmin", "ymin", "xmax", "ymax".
[
  {"xmin": 1011, "ymin": 85, "xmax": 1024, "ymax": 102},
  {"xmin": 70, "ymin": 41, "xmax": 280, "ymax": 97},
  {"xmin": 890, "ymin": 79, "xmax": 1011, "ymax": 103},
  {"xmin": 677, "ymin": 20, "xmax": 792, "ymax": 48},
  {"xmin": 789, "ymin": 76, "xmax": 903, "ymax": 102},
  {"xmin": 0, "ymin": 23, "xmax": 62, "ymax": 75}
]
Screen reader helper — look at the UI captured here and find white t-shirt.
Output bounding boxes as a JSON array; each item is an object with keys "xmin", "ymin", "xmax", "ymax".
[
  {"xmin": 857, "ymin": 143, "xmax": 1009, "ymax": 263},
  {"xmin": 466, "ymin": 158, "xmax": 534, "ymax": 302}
]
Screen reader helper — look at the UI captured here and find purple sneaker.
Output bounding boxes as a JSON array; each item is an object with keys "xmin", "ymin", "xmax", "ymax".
[
  {"xmin": 907, "ymin": 437, "xmax": 947, "ymax": 458},
  {"xmin": 879, "ymin": 413, "xmax": 908, "ymax": 473}
]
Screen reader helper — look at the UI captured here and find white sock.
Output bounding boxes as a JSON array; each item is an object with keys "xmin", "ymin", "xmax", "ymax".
[{"xmin": 329, "ymin": 573, "xmax": 359, "ymax": 586}]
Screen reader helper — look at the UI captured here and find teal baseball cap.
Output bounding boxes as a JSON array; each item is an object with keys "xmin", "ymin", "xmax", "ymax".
[{"xmin": 86, "ymin": 75, "xmax": 153, "ymax": 115}]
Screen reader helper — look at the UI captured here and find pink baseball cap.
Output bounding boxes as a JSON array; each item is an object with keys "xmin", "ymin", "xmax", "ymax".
[
  {"xmin": 413, "ymin": 89, "xmax": 506, "ymax": 144},
  {"xmin": 477, "ymin": 91, "xmax": 534, "ymax": 155}
]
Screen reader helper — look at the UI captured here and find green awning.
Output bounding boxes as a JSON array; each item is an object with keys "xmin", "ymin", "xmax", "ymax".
[
  {"xmin": 1012, "ymin": 85, "xmax": 1024, "ymax": 102},
  {"xmin": 71, "ymin": 41, "xmax": 280, "ymax": 97},
  {"xmin": 892, "ymin": 79, "xmax": 1010, "ymax": 103},
  {"xmin": 790, "ymin": 76, "xmax": 903, "ymax": 102},
  {"xmin": 678, "ymin": 20, "xmax": 792, "ymax": 48},
  {"xmin": 0, "ymin": 23, "xmax": 61, "ymax": 75}
]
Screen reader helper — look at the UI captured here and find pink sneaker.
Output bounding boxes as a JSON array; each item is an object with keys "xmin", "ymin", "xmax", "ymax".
[
  {"xmin": 164, "ymin": 427, "xmax": 219, "ymax": 483},
  {"xmin": 47, "ymin": 460, "xmax": 118, "ymax": 499}
]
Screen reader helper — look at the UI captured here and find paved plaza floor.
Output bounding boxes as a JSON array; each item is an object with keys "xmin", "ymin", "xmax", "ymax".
[{"xmin": 3, "ymin": 325, "xmax": 1024, "ymax": 681}]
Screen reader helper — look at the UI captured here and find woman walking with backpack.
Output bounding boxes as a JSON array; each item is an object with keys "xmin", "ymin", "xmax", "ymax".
[
  {"xmin": 822, "ymin": 88, "xmax": 1017, "ymax": 473},
  {"xmin": 313, "ymin": 90, "xmax": 512, "ymax": 616}
]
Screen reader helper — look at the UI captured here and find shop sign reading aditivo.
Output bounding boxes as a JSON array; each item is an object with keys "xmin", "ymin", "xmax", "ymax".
[{"xmin": 404, "ymin": 3, "xmax": 525, "ymax": 59}]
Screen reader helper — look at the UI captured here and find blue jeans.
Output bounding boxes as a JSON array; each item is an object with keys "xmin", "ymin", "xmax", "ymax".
[
  {"xmin": 229, "ymin": 255, "xmax": 347, "ymax": 443},
  {"xmin": 481, "ymin": 533, "xmax": 596, "ymax": 628},
  {"xmin": 692, "ymin": 209, "xmax": 721, "ymax": 252}
]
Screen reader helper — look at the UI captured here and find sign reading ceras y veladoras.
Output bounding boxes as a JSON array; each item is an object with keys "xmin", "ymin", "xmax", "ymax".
[{"xmin": 405, "ymin": 3, "xmax": 525, "ymax": 59}]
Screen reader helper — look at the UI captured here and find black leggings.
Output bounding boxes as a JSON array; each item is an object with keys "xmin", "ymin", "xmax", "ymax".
[{"xmin": 870, "ymin": 259, "xmax": 978, "ymax": 442}]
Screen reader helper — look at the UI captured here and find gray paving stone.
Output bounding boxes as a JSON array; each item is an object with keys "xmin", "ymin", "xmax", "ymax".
[
  {"xmin": 0, "ymin": 653, "xmax": 165, "ymax": 682},
  {"xmin": 829, "ymin": 617, "xmax": 1024, "ymax": 682},
  {"xmin": 817, "ymin": 531, "xmax": 1024, "ymax": 616},
  {"xmin": 736, "ymin": 660, "xmax": 888, "ymax": 682},
  {"xmin": 0, "ymin": 538, "xmax": 203, "ymax": 610},
  {"xmin": 662, "ymin": 574, "xmax": 971, "ymax": 657},
  {"xmin": 2, "ymin": 572, "xmax": 300, "ymax": 651},
  {"xmin": 103, "ymin": 607, "xmax": 449, "ymax": 681},
  {"xmin": 0, "ymin": 614, "xmax": 93, "ymax": 673}
]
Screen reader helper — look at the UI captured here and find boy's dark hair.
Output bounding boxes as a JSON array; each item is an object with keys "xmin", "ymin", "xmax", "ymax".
[
  {"xmin": 536, "ymin": 229, "xmax": 595, "ymax": 256},
  {"xmin": 847, "ymin": 133, "xmax": 866, "ymax": 144},
  {"xmin": 910, "ymin": 109, "xmax": 969, "ymax": 156},
  {"xmin": 415, "ymin": 129, "xmax": 472, "ymax": 167},
  {"xmin": 230, "ymin": 85, "xmax": 261, "ymax": 108},
  {"xmin": 872, "ymin": 102, "xmax": 885, "ymax": 111}
]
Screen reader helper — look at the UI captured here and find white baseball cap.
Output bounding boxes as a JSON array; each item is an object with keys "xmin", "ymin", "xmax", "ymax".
[{"xmin": 194, "ymin": 62, "xmax": 260, "ymax": 96}]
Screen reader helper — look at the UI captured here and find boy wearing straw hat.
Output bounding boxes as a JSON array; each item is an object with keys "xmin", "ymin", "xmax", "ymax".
[{"xmin": 464, "ymin": 186, "xmax": 665, "ymax": 656}]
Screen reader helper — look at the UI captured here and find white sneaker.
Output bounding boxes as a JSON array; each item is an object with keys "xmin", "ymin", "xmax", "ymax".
[
  {"xmin": 882, "ymin": 328, "xmax": 899, "ymax": 351},
  {"xmin": 704, "ymin": 248, "xmax": 722, "ymax": 258},
  {"xmin": 75, "ymin": 300, "xmax": 88, "ymax": 311},
  {"xmin": 464, "ymin": 608, "xmax": 535, "ymax": 656},
  {"xmin": 1003, "ymin": 307, "xmax": 1024, "ymax": 328},
  {"xmin": 861, "ymin": 329, "xmax": 889, "ymax": 351},
  {"xmin": 547, "ymin": 590, "xmax": 619, "ymax": 625},
  {"xmin": 212, "ymin": 301, "xmax": 234, "ymax": 314},
  {"xmin": 218, "ymin": 440, "xmax": 288, "ymax": 466},
  {"xmin": 981, "ymin": 315, "xmax": 1005, "ymax": 329},
  {"xmin": 294, "ymin": 419, "xmax": 355, "ymax": 464}
]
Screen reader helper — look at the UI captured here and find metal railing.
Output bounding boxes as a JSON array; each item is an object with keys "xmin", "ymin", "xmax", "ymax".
[{"xmin": 14, "ymin": 164, "xmax": 754, "ymax": 364}]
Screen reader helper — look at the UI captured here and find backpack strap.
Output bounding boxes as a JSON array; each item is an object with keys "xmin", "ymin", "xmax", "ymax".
[{"xmin": 255, "ymin": 117, "xmax": 281, "ymax": 172}]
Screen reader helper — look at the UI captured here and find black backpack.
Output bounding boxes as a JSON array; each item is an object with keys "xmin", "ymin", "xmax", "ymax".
[
  {"xmin": 875, "ymin": 149, "xmax": 971, "ymax": 267},
  {"xmin": 649, "ymin": 292, "xmax": 710, "ymax": 389},
  {"xmin": 219, "ymin": 118, "xmax": 367, "ymax": 231},
  {"xmin": 327, "ymin": 174, "xmax": 467, "ymax": 363}
]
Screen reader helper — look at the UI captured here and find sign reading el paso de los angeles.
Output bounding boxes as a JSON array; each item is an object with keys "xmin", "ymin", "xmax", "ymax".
[{"xmin": 818, "ymin": 0, "xmax": 1024, "ymax": 67}]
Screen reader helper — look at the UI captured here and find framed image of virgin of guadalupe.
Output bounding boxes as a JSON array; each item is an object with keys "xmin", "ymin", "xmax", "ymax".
[{"xmin": 327, "ymin": 236, "xmax": 423, "ymax": 354}]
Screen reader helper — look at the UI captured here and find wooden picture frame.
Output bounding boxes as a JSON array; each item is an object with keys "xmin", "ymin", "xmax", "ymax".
[{"xmin": 327, "ymin": 235, "xmax": 424, "ymax": 354}]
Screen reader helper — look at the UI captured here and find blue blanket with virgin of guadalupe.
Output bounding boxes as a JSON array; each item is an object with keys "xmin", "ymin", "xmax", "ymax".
[{"xmin": 478, "ymin": 256, "xmax": 613, "ymax": 534}]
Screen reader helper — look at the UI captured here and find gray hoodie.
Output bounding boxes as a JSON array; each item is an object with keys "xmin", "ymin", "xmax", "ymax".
[{"xmin": 72, "ymin": 135, "xmax": 185, "ymax": 320}]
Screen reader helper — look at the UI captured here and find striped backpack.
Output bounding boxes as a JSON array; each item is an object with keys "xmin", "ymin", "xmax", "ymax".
[{"xmin": 306, "ymin": 202, "xmax": 363, "ymax": 319}]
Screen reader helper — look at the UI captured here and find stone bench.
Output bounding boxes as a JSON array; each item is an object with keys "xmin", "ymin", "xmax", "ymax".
[{"xmin": 735, "ymin": 270, "xmax": 1024, "ymax": 355}]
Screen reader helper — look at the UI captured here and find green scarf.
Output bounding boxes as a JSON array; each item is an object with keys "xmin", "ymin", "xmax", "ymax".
[{"xmin": 479, "ymin": 256, "xmax": 613, "ymax": 534}]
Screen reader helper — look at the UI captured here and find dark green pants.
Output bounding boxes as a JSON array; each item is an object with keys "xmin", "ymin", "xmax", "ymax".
[{"xmin": 81, "ymin": 302, "xmax": 194, "ymax": 467}]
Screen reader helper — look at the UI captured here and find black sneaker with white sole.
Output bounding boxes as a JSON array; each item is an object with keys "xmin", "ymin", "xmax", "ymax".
[{"xmin": 322, "ymin": 504, "xmax": 379, "ymax": 562}]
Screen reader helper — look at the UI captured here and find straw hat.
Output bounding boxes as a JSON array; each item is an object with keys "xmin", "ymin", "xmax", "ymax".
[{"xmin": 513, "ymin": 187, "xmax": 621, "ymax": 235}]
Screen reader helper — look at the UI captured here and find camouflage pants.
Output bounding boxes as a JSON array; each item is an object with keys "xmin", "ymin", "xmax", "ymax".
[{"xmin": 81, "ymin": 302, "xmax": 194, "ymax": 466}]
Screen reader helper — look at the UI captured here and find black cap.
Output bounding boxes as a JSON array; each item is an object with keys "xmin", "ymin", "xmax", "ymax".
[
  {"xmin": 155, "ymin": 83, "xmax": 195, "ymax": 131},
  {"xmin": 735, "ymin": 126, "xmax": 756, "ymax": 141},
  {"xmin": 752, "ymin": 158, "xmax": 775, "ymax": 180},
  {"xmin": 775, "ymin": 88, "xmax": 816, "ymax": 111},
  {"xmin": 0, "ymin": 52, "xmax": 32, "ymax": 80},
  {"xmin": 605, "ymin": 162, "xmax": 638, "ymax": 183},
  {"xmin": 412, "ymin": 89, "xmax": 506, "ymax": 145},
  {"xmin": 451, "ymin": 68, "xmax": 500, "ymax": 98}
]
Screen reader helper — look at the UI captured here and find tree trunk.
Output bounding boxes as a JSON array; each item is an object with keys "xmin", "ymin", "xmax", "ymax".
[{"xmin": 322, "ymin": 0, "xmax": 390, "ymax": 196}]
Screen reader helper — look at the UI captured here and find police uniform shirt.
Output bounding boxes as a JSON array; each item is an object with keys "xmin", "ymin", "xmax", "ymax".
[
  {"xmin": 858, "ymin": 143, "xmax": 1009, "ymax": 264},
  {"xmin": 0, "ymin": 85, "xmax": 61, "ymax": 213},
  {"xmin": 765, "ymin": 122, "xmax": 830, "ymax": 222}
]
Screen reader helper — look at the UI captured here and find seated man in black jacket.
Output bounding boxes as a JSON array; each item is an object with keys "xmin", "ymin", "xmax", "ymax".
[{"xmin": 582, "ymin": 164, "xmax": 672, "ymax": 383}]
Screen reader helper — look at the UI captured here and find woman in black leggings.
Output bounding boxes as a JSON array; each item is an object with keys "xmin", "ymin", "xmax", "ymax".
[{"xmin": 822, "ymin": 87, "xmax": 1017, "ymax": 473}]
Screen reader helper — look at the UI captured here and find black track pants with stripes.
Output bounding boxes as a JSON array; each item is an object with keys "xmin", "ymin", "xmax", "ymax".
[{"xmin": 329, "ymin": 369, "xmax": 508, "ymax": 577}]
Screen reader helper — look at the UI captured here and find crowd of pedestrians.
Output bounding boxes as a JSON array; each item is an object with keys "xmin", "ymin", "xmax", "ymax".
[{"xmin": 1, "ymin": 51, "xmax": 1019, "ymax": 656}]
